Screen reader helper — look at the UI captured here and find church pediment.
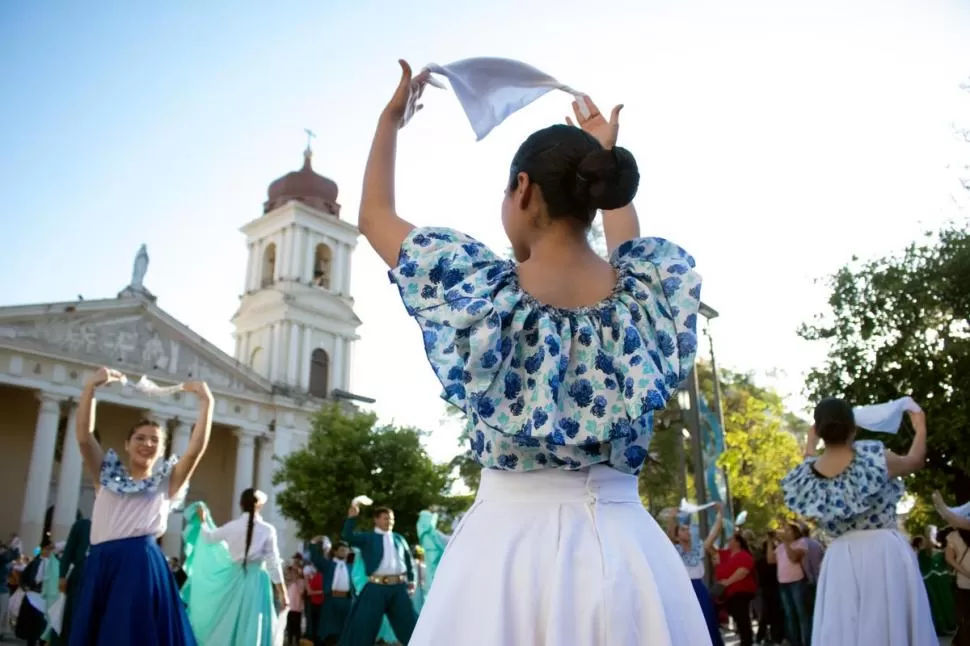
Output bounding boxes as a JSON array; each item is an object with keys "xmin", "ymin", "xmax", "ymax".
[{"xmin": 0, "ymin": 298, "xmax": 271, "ymax": 394}]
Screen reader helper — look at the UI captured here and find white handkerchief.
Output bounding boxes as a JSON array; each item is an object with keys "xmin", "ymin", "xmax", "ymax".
[
  {"xmin": 679, "ymin": 498, "xmax": 717, "ymax": 515},
  {"xmin": 853, "ymin": 396, "xmax": 921, "ymax": 434},
  {"xmin": 120, "ymin": 375, "xmax": 183, "ymax": 397},
  {"xmin": 421, "ymin": 57, "xmax": 585, "ymax": 140},
  {"xmin": 351, "ymin": 495, "xmax": 373, "ymax": 507},
  {"xmin": 735, "ymin": 510, "xmax": 748, "ymax": 526}
]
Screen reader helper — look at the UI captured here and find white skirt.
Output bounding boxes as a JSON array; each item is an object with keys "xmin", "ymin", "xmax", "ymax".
[
  {"xmin": 812, "ymin": 528, "xmax": 936, "ymax": 646},
  {"xmin": 411, "ymin": 465, "xmax": 712, "ymax": 646}
]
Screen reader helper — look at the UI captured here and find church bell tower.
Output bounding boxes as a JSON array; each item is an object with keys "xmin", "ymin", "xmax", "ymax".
[{"xmin": 231, "ymin": 138, "xmax": 362, "ymax": 398}]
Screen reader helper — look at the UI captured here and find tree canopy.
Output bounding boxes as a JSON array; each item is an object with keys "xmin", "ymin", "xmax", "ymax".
[
  {"xmin": 799, "ymin": 222, "xmax": 970, "ymax": 533},
  {"xmin": 273, "ymin": 404, "xmax": 456, "ymax": 544}
]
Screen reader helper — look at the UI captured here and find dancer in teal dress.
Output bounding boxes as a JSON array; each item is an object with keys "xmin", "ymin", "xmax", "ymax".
[
  {"xmin": 415, "ymin": 510, "xmax": 449, "ymax": 600},
  {"xmin": 182, "ymin": 489, "xmax": 288, "ymax": 646}
]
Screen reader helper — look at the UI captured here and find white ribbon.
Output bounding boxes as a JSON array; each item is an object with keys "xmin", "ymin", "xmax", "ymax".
[
  {"xmin": 679, "ymin": 498, "xmax": 717, "ymax": 515},
  {"xmin": 853, "ymin": 396, "xmax": 921, "ymax": 434},
  {"xmin": 414, "ymin": 57, "xmax": 586, "ymax": 140},
  {"xmin": 119, "ymin": 375, "xmax": 183, "ymax": 397}
]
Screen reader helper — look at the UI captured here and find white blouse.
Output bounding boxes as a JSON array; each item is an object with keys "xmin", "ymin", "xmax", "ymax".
[
  {"xmin": 90, "ymin": 485, "xmax": 172, "ymax": 545},
  {"xmin": 201, "ymin": 513, "xmax": 284, "ymax": 584}
]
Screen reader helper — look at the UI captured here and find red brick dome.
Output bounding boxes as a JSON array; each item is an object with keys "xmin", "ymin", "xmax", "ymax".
[{"xmin": 264, "ymin": 149, "xmax": 340, "ymax": 216}]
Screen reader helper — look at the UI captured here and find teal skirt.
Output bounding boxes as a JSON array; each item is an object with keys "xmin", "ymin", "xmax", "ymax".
[{"xmin": 182, "ymin": 503, "xmax": 280, "ymax": 645}]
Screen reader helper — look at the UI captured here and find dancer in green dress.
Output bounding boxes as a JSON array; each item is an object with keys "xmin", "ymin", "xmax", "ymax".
[{"xmin": 915, "ymin": 534, "xmax": 957, "ymax": 635}]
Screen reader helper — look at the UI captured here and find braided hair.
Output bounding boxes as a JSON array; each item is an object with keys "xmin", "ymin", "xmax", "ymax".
[{"xmin": 240, "ymin": 488, "xmax": 258, "ymax": 571}]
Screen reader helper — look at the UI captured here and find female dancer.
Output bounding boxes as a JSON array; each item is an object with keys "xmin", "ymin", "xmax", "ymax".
[
  {"xmin": 415, "ymin": 510, "xmax": 449, "ymax": 597},
  {"xmin": 69, "ymin": 366, "xmax": 211, "ymax": 646},
  {"xmin": 780, "ymin": 397, "xmax": 935, "ymax": 645},
  {"xmin": 182, "ymin": 488, "xmax": 287, "ymax": 645},
  {"xmin": 359, "ymin": 61, "xmax": 707, "ymax": 645},
  {"xmin": 666, "ymin": 504, "xmax": 724, "ymax": 646}
]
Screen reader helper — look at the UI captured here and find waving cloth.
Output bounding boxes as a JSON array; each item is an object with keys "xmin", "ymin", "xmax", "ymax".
[
  {"xmin": 414, "ymin": 57, "xmax": 587, "ymax": 140},
  {"xmin": 853, "ymin": 397, "xmax": 922, "ymax": 434}
]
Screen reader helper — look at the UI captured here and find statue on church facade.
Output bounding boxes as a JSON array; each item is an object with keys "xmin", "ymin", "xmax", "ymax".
[{"xmin": 131, "ymin": 244, "xmax": 149, "ymax": 289}]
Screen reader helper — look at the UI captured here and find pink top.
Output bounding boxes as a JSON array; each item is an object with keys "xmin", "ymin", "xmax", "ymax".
[
  {"xmin": 287, "ymin": 579, "xmax": 305, "ymax": 612},
  {"xmin": 775, "ymin": 538, "xmax": 807, "ymax": 584}
]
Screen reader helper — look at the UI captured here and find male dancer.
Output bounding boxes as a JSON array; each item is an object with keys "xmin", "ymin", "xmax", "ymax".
[{"xmin": 339, "ymin": 503, "xmax": 417, "ymax": 645}]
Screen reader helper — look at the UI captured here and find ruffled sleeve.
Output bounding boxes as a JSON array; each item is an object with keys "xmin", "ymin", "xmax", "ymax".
[
  {"xmin": 610, "ymin": 237, "xmax": 703, "ymax": 385},
  {"xmin": 780, "ymin": 440, "xmax": 904, "ymax": 536},
  {"xmin": 99, "ymin": 448, "xmax": 179, "ymax": 496},
  {"xmin": 388, "ymin": 227, "xmax": 512, "ymax": 412}
]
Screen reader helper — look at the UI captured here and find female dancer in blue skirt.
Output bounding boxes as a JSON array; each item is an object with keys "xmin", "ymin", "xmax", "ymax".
[
  {"xmin": 69, "ymin": 366, "xmax": 212, "ymax": 646},
  {"xmin": 666, "ymin": 504, "xmax": 725, "ymax": 646}
]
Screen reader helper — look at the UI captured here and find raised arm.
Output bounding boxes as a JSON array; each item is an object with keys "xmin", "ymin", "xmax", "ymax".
[
  {"xmin": 704, "ymin": 504, "xmax": 724, "ymax": 553},
  {"xmin": 663, "ymin": 507, "xmax": 678, "ymax": 542},
  {"xmin": 566, "ymin": 97, "xmax": 639, "ymax": 254},
  {"xmin": 342, "ymin": 505, "xmax": 369, "ymax": 547},
  {"xmin": 76, "ymin": 367, "xmax": 123, "ymax": 485},
  {"xmin": 885, "ymin": 409, "xmax": 927, "ymax": 478},
  {"xmin": 169, "ymin": 381, "xmax": 213, "ymax": 497},
  {"xmin": 934, "ymin": 492, "xmax": 970, "ymax": 531},
  {"xmin": 804, "ymin": 424, "xmax": 819, "ymax": 458},
  {"xmin": 358, "ymin": 60, "xmax": 430, "ymax": 267}
]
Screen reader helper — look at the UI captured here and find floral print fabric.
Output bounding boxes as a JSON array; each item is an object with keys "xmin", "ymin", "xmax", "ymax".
[
  {"xmin": 100, "ymin": 448, "xmax": 178, "ymax": 496},
  {"xmin": 389, "ymin": 226, "xmax": 702, "ymax": 475},
  {"xmin": 781, "ymin": 440, "xmax": 904, "ymax": 538}
]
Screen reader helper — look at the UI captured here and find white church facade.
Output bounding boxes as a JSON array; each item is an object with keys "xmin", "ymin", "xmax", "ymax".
[{"xmin": 0, "ymin": 146, "xmax": 361, "ymax": 559}]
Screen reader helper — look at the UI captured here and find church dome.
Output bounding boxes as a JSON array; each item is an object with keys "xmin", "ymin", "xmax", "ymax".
[{"xmin": 264, "ymin": 149, "xmax": 340, "ymax": 216}]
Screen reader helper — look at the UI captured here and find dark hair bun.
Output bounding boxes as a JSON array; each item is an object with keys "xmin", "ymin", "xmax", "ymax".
[
  {"xmin": 813, "ymin": 397, "xmax": 856, "ymax": 445},
  {"xmin": 574, "ymin": 146, "xmax": 640, "ymax": 212}
]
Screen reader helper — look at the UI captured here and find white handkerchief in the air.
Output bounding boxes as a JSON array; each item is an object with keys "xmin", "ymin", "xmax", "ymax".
[
  {"xmin": 853, "ymin": 396, "xmax": 921, "ymax": 434},
  {"xmin": 679, "ymin": 498, "xmax": 717, "ymax": 515},
  {"xmin": 735, "ymin": 510, "xmax": 748, "ymax": 526},
  {"xmin": 420, "ymin": 57, "xmax": 585, "ymax": 140},
  {"xmin": 120, "ymin": 375, "xmax": 183, "ymax": 397},
  {"xmin": 352, "ymin": 495, "xmax": 373, "ymax": 507}
]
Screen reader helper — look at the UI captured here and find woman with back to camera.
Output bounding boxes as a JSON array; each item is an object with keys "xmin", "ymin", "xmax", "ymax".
[
  {"xmin": 780, "ymin": 397, "xmax": 935, "ymax": 645},
  {"xmin": 357, "ymin": 60, "xmax": 708, "ymax": 645},
  {"xmin": 182, "ymin": 487, "xmax": 288, "ymax": 645},
  {"xmin": 69, "ymin": 366, "xmax": 212, "ymax": 646}
]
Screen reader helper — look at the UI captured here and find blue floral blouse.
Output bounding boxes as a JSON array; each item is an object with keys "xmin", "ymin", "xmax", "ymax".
[
  {"xmin": 780, "ymin": 440, "xmax": 904, "ymax": 538},
  {"xmin": 389, "ymin": 227, "xmax": 702, "ymax": 475},
  {"xmin": 99, "ymin": 448, "xmax": 187, "ymax": 507},
  {"xmin": 675, "ymin": 526, "xmax": 704, "ymax": 567}
]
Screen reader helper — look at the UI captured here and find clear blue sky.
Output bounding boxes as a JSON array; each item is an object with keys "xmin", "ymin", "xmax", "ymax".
[{"xmin": 2, "ymin": 0, "xmax": 968, "ymax": 462}]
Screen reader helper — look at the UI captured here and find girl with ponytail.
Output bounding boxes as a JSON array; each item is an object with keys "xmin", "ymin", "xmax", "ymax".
[{"xmin": 181, "ymin": 488, "xmax": 288, "ymax": 645}]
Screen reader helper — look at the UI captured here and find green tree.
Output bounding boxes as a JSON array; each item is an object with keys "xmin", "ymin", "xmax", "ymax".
[
  {"xmin": 711, "ymin": 369, "xmax": 804, "ymax": 533},
  {"xmin": 799, "ymin": 223, "xmax": 970, "ymax": 525},
  {"xmin": 273, "ymin": 404, "xmax": 455, "ymax": 544}
]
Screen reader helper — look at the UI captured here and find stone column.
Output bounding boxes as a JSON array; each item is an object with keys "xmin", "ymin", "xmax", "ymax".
[
  {"xmin": 270, "ymin": 323, "xmax": 283, "ymax": 383},
  {"xmin": 280, "ymin": 227, "xmax": 292, "ymax": 280},
  {"xmin": 233, "ymin": 429, "xmax": 257, "ymax": 513},
  {"xmin": 289, "ymin": 225, "xmax": 302, "ymax": 280},
  {"xmin": 256, "ymin": 436, "xmax": 275, "ymax": 521},
  {"xmin": 52, "ymin": 402, "xmax": 82, "ymax": 542},
  {"xmin": 244, "ymin": 241, "xmax": 255, "ymax": 292},
  {"xmin": 286, "ymin": 322, "xmax": 300, "ymax": 386},
  {"xmin": 20, "ymin": 392, "xmax": 64, "ymax": 548},
  {"xmin": 334, "ymin": 242, "xmax": 347, "ymax": 295},
  {"xmin": 300, "ymin": 325, "xmax": 313, "ymax": 390},
  {"xmin": 161, "ymin": 419, "xmax": 193, "ymax": 557},
  {"xmin": 343, "ymin": 338, "xmax": 353, "ymax": 394},
  {"xmin": 332, "ymin": 337, "xmax": 345, "ymax": 392},
  {"xmin": 272, "ymin": 232, "xmax": 284, "ymax": 281},
  {"xmin": 271, "ymin": 427, "xmax": 294, "ymax": 556},
  {"xmin": 304, "ymin": 229, "xmax": 315, "ymax": 284}
]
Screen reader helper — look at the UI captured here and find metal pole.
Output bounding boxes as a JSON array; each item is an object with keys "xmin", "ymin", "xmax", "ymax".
[
  {"xmin": 706, "ymin": 325, "xmax": 733, "ymax": 514},
  {"xmin": 675, "ymin": 426, "xmax": 688, "ymax": 501},
  {"xmin": 686, "ymin": 367, "xmax": 708, "ymax": 540}
]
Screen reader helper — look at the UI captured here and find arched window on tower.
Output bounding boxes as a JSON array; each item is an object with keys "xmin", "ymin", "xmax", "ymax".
[
  {"xmin": 261, "ymin": 243, "xmax": 277, "ymax": 288},
  {"xmin": 312, "ymin": 244, "xmax": 332, "ymax": 290},
  {"xmin": 308, "ymin": 348, "xmax": 330, "ymax": 398}
]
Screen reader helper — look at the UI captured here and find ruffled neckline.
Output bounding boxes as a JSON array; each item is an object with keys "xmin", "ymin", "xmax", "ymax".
[
  {"xmin": 782, "ymin": 440, "xmax": 902, "ymax": 525},
  {"xmin": 99, "ymin": 448, "xmax": 178, "ymax": 496}
]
